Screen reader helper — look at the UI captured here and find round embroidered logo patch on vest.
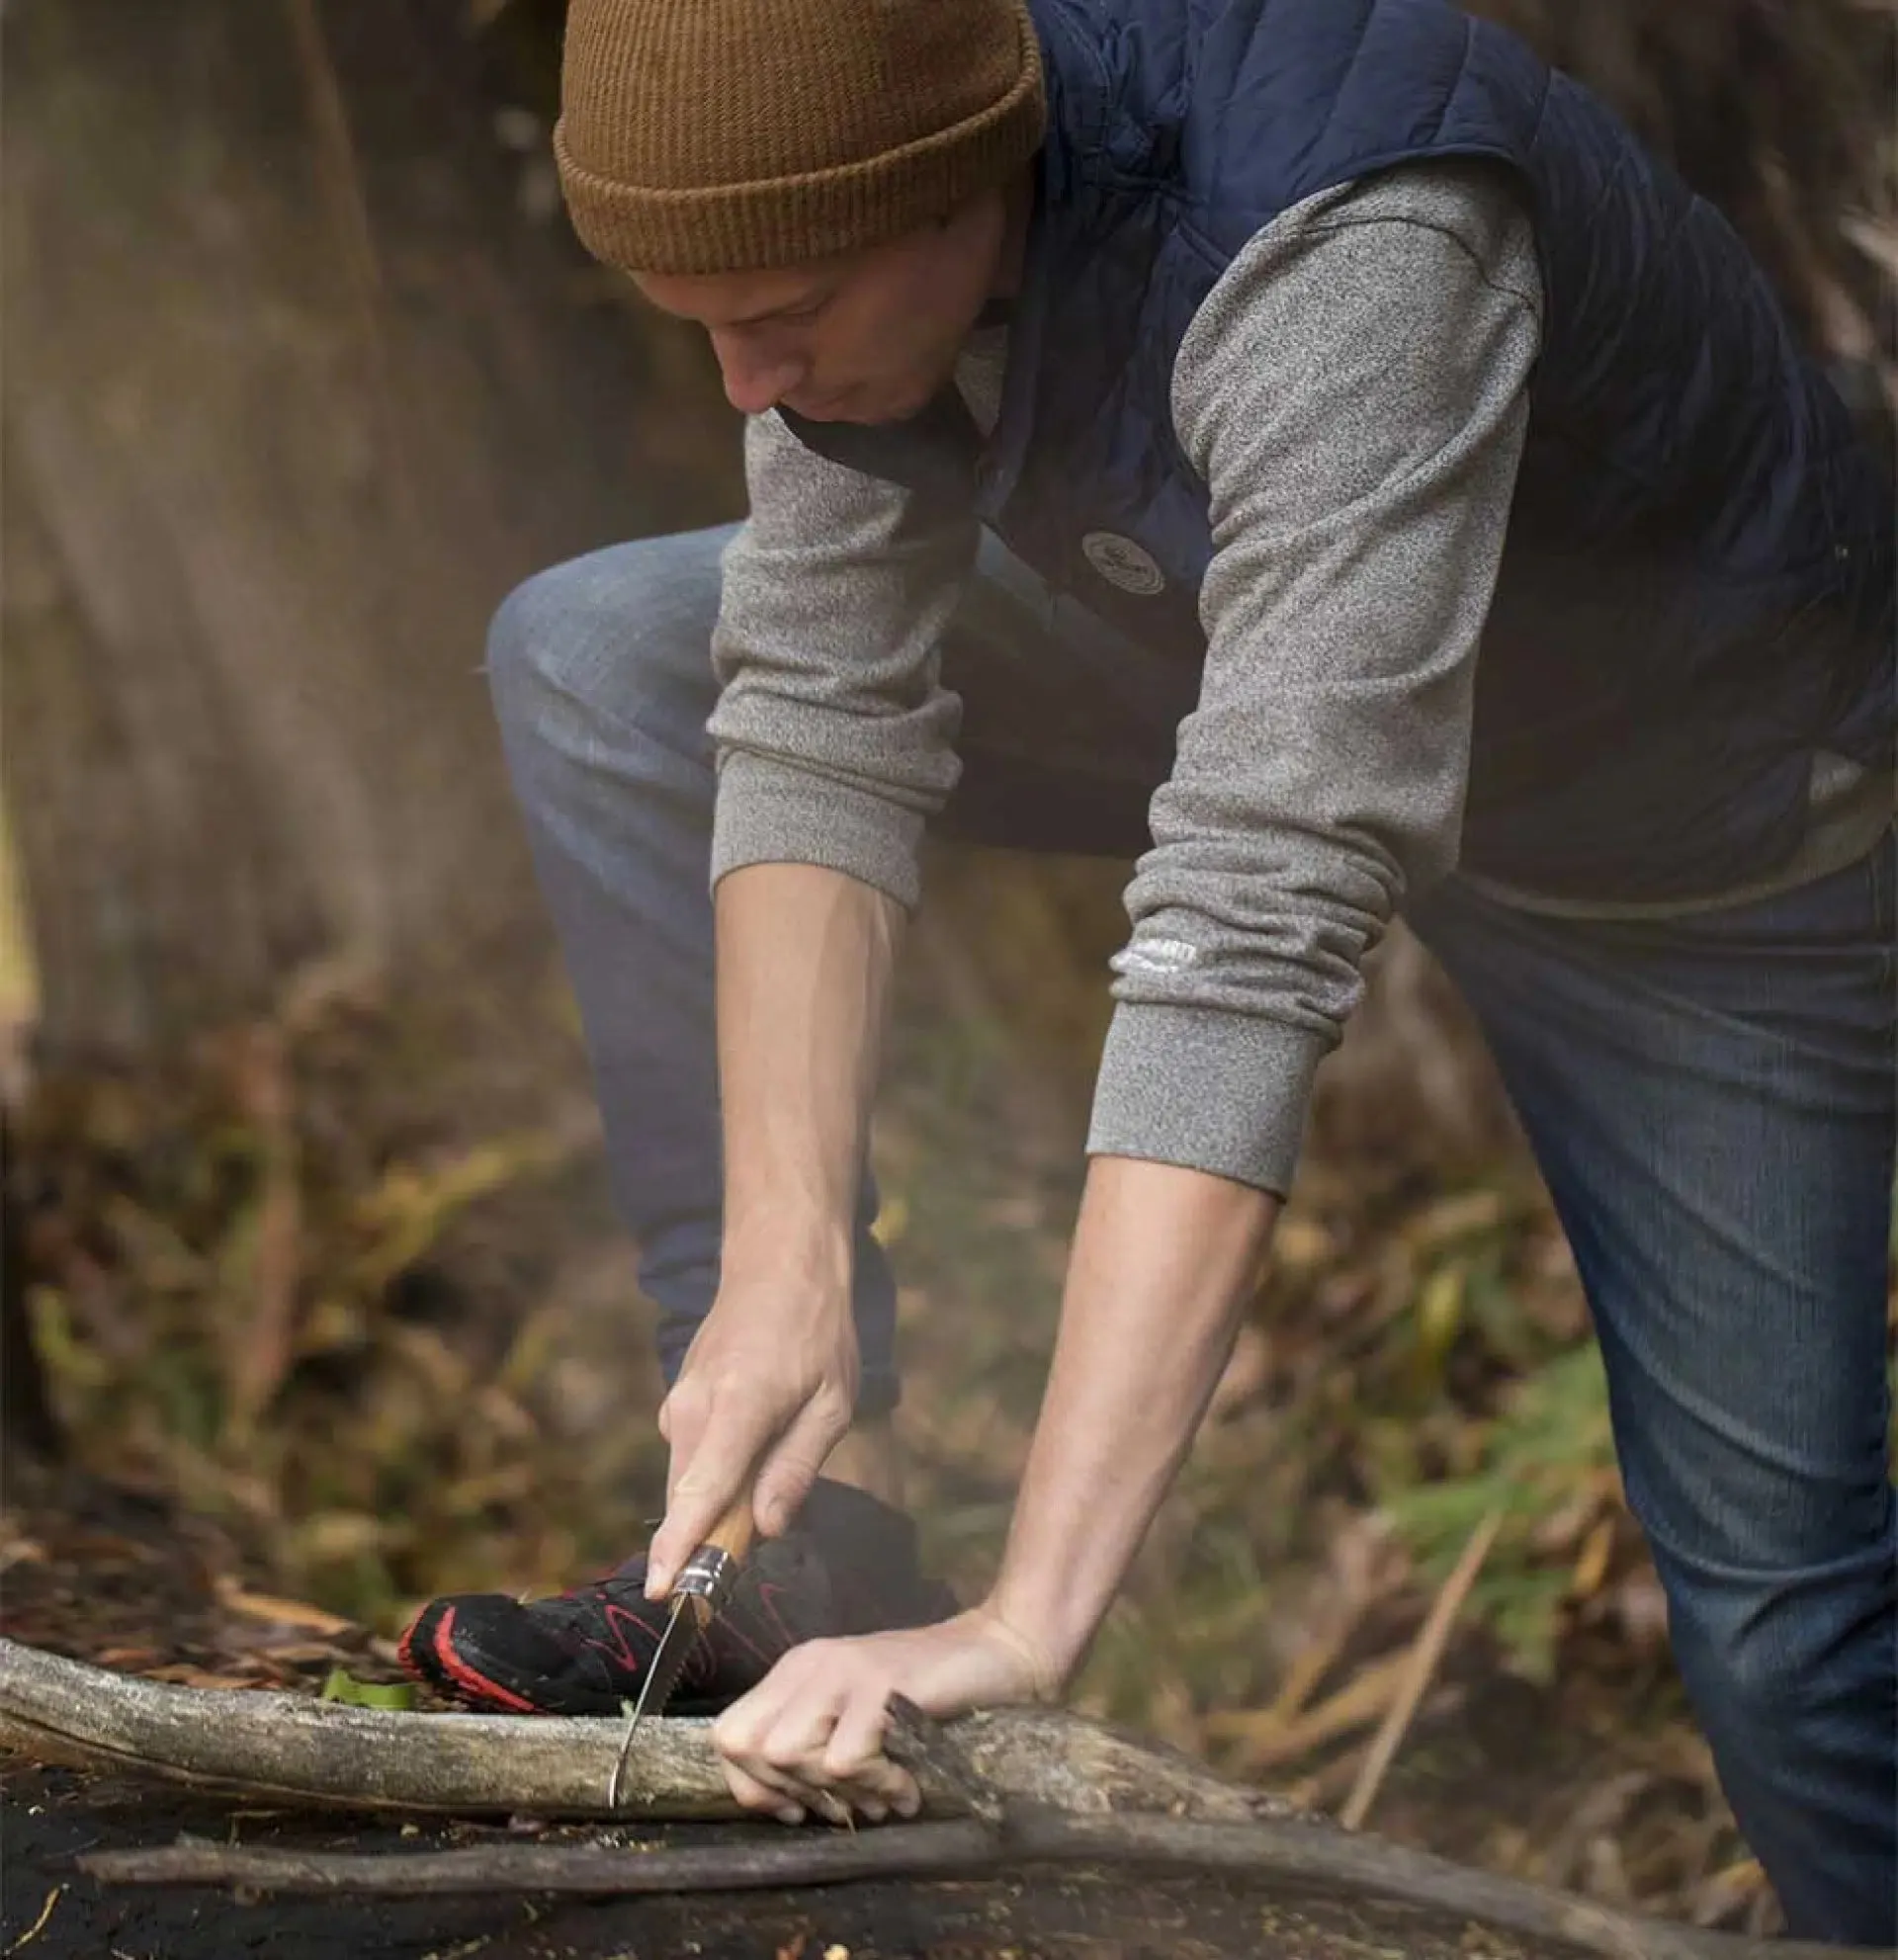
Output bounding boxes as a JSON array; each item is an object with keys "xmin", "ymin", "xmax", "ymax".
[{"xmin": 1080, "ymin": 531, "xmax": 1165, "ymax": 595}]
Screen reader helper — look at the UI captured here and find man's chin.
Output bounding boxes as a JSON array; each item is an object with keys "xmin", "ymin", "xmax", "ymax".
[{"xmin": 785, "ymin": 383, "xmax": 936, "ymax": 427}]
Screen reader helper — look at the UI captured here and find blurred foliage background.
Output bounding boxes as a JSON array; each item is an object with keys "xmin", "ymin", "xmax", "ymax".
[{"xmin": 2, "ymin": 0, "xmax": 1892, "ymax": 1934}]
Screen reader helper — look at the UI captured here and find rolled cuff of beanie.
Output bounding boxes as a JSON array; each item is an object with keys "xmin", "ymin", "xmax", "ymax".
[{"xmin": 554, "ymin": 22, "xmax": 1044, "ymax": 275}]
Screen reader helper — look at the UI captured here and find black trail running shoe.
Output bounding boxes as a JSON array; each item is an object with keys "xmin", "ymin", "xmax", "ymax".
[{"xmin": 398, "ymin": 1479, "xmax": 957, "ymax": 1718}]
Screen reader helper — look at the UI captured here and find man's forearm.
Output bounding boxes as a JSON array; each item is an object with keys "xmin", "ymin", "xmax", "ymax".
[
  {"xmin": 989, "ymin": 1155, "xmax": 1279, "ymax": 1677},
  {"xmin": 645, "ymin": 860, "xmax": 904, "ymax": 1567},
  {"xmin": 715, "ymin": 861, "xmax": 904, "ymax": 1289}
]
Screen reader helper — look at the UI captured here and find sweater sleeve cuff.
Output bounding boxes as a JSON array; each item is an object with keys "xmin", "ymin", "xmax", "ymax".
[
  {"xmin": 1085, "ymin": 1001, "xmax": 1326, "ymax": 1198},
  {"xmin": 711, "ymin": 749, "xmax": 927, "ymax": 909}
]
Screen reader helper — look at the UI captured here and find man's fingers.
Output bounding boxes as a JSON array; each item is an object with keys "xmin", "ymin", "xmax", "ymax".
[
  {"xmin": 721, "ymin": 1759, "xmax": 807, "ymax": 1825},
  {"xmin": 647, "ymin": 1388, "xmax": 783, "ymax": 1596},
  {"xmin": 715, "ymin": 1686, "xmax": 837, "ymax": 1815},
  {"xmin": 820, "ymin": 1692, "xmax": 921, "ymax": 1818},
  {"xmin": 712, "ymin": 1619, "xmax": 1051, "ymax": 1831},
  {"xmin": 721, "ymin": 1747, "xmax": 824, "ymax": 1818},
  {"xmin": 752, "ymin": 1390, "xmax": 849, "ymax": 1537},
  {"xmin": 715, "ymin": 1654, "xmax": 875, "ymax": 1810},
  {"xmin": 713, "ymin": 1653, "xmax": 924, "ymax": 1825},
  {"xmin": 655, "ymin": 1379, "xmax": 706, "ymax": 1511},
  {"xmin": 720, "ymin": 1656, "xmax": 841, "ymax": 1768},
  {"xmin": 821, "ymin": 1687, "xmax": 892, "ymax": 1781},
  {"xmin": 841, "ymin": 1760, "xmax": 920, "ymax": 1818},
  {"xmin": 647, "ymin": 1491, "xmax": 725, "ymax": 1599}
]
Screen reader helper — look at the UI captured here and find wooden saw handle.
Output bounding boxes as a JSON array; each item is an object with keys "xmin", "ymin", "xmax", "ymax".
[
  {"xmin": 674, "ymin": 1493, "xmax": 757, "ymax": 1630},
  {"xmin": 704, "ymin": 1493, "xmax": 755, "ymax": 1563}
]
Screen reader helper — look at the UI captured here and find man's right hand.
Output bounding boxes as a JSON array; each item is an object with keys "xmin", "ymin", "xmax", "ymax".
[{"xmin": 644, "ymin": 1273, "xmax": 861, "ymax": 1597}]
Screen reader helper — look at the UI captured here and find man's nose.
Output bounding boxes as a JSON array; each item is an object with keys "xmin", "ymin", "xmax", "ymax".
[{"xmin": 710, "ymin": 330, "xmax": 807, "ymax": 415}]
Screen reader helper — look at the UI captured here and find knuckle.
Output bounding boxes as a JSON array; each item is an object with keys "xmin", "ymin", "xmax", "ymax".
[
  {"xmin": 713, "ymin": 1708, "xmax": 758, "ymax": 1755},
  {"xmin": 820, "ymin": 1740, "xmax": 866, "ymax": 1779},
  {"xmin": 665, "ymin": 1373, "xmax": 710, "ymax": 1414},
  {"xmin": 758, "ymin": 1467, "xmax": 816, "ymax": 1517},
  {"xmin": 757, "ymin": 1735, "xmax": 804, "ymax": 1774},
  {"xmin": 722, "ymin": 1376, "xmax": 785, "ymax": 1420}
]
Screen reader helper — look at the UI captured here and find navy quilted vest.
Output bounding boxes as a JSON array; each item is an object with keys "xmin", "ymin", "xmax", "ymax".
[{"xmin": 785, "ymin": 0, "xmax": 1893, "ymax": 899}]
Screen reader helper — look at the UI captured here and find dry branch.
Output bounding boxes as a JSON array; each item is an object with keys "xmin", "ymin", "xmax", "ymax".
[
  {"xmin": 3, "ymin": 1640, "xmax": 1874, "ymax": 1960},
  {"xmin": 77, "ymin": 1813, "xmax": 1869, "ymax": 1960},
  {"xmin": 0, "ymin": 1638, "xmax": 1249, "ymax": 1824},
  {"xmin": 1341, "ymin": 1507, "xmax": 1504, "ymax": 1831}
]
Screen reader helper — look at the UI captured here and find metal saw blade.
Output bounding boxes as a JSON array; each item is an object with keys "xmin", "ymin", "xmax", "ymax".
[
  {"xmin": 637, "ymin": 1592, "xmax": 700, "ymax": 1720},
  {"xmin": 605, "ymin": 1592, "xmax": 700, "ymax": 1807}
]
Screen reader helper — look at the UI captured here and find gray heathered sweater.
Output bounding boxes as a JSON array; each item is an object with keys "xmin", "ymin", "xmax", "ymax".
[{"xmin": 704, "ymin": 162, "xmax": 1890, "ymax": 1198}]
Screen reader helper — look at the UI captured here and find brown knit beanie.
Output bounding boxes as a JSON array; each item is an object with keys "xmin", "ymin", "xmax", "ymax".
[{"xmin": 554, "ymin": 0, "xmax": 1046, "ymax": 276}]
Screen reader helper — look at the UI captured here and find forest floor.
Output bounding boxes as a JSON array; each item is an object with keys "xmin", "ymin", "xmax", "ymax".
[
  {"xmin": 10, "ymin": 864, "xmax": 1870, "ymax": 1951},
  {"xmin": 0, "ymin": 1463, "xmax": 1762, "ymax": 1960}
]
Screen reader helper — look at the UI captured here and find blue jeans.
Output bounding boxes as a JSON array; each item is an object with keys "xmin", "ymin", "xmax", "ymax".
[{"xmin": 488, "ymin": 523, "xmax": 1896, "ymax": 1942}]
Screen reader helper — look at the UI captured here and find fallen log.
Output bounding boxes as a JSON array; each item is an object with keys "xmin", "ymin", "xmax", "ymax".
[
  {"xmin": 1, "ymin": 1639, "xmax": 1867, "ymax": 1960},
  {"xmin": 0, "ymin": 1637, "xmax": 1250, "ymax": 1821}
]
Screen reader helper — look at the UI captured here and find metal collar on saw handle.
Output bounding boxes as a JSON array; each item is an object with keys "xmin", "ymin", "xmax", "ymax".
[
  {"xmin": 668, "ymin": 1495, "xmax": 755, "ymax": 1623},
  {"xmin": 671, "ymin": 1541, "xmax": 741, "ymax": 1618}
]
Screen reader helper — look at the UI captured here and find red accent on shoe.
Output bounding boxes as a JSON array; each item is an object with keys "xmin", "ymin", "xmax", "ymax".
[
  {"xmin": 564, "ymin": 1598, "xmax": 673, "ymax": 1678},
  {"xmin": 715, "ymin": 1580, "xmax": 792, "ymax": 1668},
  {"xmin": 427, "ymin": 1603, "xmax": 541, "ymax": 1714}
]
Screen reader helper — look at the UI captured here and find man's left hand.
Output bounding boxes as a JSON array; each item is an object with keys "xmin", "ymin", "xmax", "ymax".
[{"xmin": 711, "ymin": 1604, "xmax": 1061, "ymax": 1824}]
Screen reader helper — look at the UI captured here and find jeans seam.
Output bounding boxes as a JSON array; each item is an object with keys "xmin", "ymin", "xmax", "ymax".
[{"xmin": 1868, "ymin": 827, "xmax": 1897, "ymax": 994}]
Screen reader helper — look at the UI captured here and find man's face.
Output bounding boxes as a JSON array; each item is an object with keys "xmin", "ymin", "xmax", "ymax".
[{"xmin": 634, "ymin": 188, "xmax": 1011, "ymax": 425}]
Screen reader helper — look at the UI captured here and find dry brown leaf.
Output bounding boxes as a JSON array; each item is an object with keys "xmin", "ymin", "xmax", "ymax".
[
  {"xmin": 253, "ymin": 1641, "xmax": 356, "ymax": 1666},
  {"xmin": 1402, "ymin": 1188, "xmax": 1511, "ymax": 1250},
  {"xmin": 215, "ymin": 1577, "xmax": 355, "ymax": 1638},
  {"xmin": 1569, "ymin": 1518, "xmax": 1616, "ymax": 1600},
  {"xmin": 1689, "ymin": 1856, "xmax": 1771, "ymax": 1930},
  {"xmin": 139, "ymin": 1664, "xmax": 265, "ymax": 1689},
  {"xmin": 93, "ymin": 1646, "xmax": 165, "ymax": 1670},
  {"xmin": 1261, "ymin": 1617, "xmax": 1356, "ymax": 1731},
  {"xmin": 1271, "ymin": 1215, "xmax": 1334, "ymax": 1272},
  {"xmin": 1205, "ymin": 1649, "xmax": 1410, "ymax": 1770},
  {"xmin": 1256, "ymin": 1518, "xmax": 1399, "ymax": 1727},
  {"xmin": 0, "ymin": 1536, "xmax": 48, "ymax": 1573}
]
